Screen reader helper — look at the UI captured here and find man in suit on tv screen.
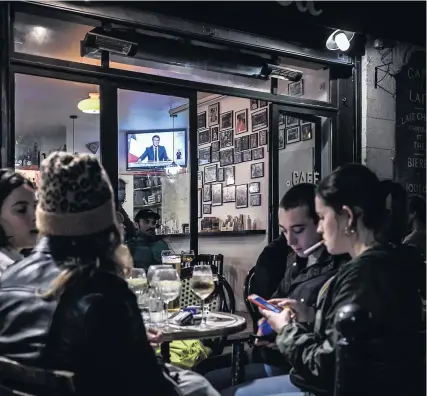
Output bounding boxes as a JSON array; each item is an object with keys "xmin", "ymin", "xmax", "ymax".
[{"xmin": 138, "ymin": 135, "xmax": 169, "ymax": 162}]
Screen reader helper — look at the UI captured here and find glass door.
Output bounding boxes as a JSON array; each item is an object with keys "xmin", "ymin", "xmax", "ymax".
[{"xmin": 269, "ymin": 104, "xmax": 334, "ymax": 240}]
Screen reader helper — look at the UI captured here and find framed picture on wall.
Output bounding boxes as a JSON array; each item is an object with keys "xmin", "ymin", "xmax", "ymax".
[
  {"xmin": 250, "ymin": 99, "xmax": 259, "ymax": 111},
  {"xmin": 220, "ymin": 129, "xmax": 233, "ymax": 148},
  {"xmin": 286, "ymin": 115, "xmax": 299, "ymax": 127},
  {"xmin": 250, "ymin": 194, "xmax": 262, "ymax": 207},
  {"xmin": 197, "ymin": 112, "xmax": 207, "ymax": 130},
  {"xmin": 252, "ymin": 147, "xmax": 264, "ymax": 160},
  {"xmin": 278, "ymin": 128, "xmax": 285, "ymax": 150},
  {"xmin": 279, "ymin": 112, "xmax": 285, "ymax": 126},
  {"xmin": 242, "ymin": 150, "xmax": 252, "ymax": 162},
  {"xmin": 198, "ymin": 129, "xmax": 210, "ymax": 146},
  {"xmin": 286, "ymin": 126, "xmax": 301, "ymax": 144},
  {"xmin": 211, "ymin": 151, "xmax": 220, "ymax": 163},
  {"xmin": 250, "ymin": 133, "xmax": 258, "ymax": 149},
  {"xmin": 223, "ymin": 185, "xmax": 236, "ymax": 203},
  {"xmin": 211, "ymin": 140, "xmax": 220, "ymax": 152},
  {"xmin": 251, "ymin": 108, "xmax": 268, "ymax": 130},
  {"xmin": 199, "ymin": 146, "xmax": 211, "ymax": 165},
  {"xmin": 249, "ymin": 182, "xmax": 260, "ymax": 194},
  {"xmin": 235, "ymin": 109, "xmax": 248, "ymax": 134},
  {"xmin": 217, "ymin": 167, "xmax": 224, "ymax": 182},
  {"xmin": 220, "ymin": 148, "xmax": 234, "ymax": 166},
  {"xmin": 224, "ymin": 166, "xmax": 235, "ymax": 186},
  {"xmin": 198, "ymin": 189, "xmax": 202, "ymax": 218},
  {"xmin": 259, "ymin": 130, "xmax": 268, "ymax": 146},
  {"xmin": 301, "ymin": 123, "xmax": 313, "ymax": 141},
  {"xmin": 211, "ymin": 126, "xmax": 219, "ymax": 141},
  {"xmin": 234, "ymin": 137, "xmax": 242, "ymax": 152},
  {"xmin": 236, "ymin": 184, "xmax": 248, "ymax": 209},
  {"xmin": 208, "ymin": 102, "xmax": 220, "ymax": 126},
  {"xmin": 259, "ymin": 100, "xmax": 268, "ymax": 108},
  {"xmin": 198, "ymin": 172, "xmax": 203, "ymax": 189},
  {"xmin": 212, "ymin": 183, "xmax": 223, "ymax": 206},
  {"xmin": 241, "ymin": 135, "xmax": 250, "ymax": 151},
  {"xmin": 203, "ymin": 204, "xmax": 212, "ymax": 214},
  {"xmin": 234, "ymin": 151, "xmax": 242, "ymax": 164},
  {"xmin": 203, "ymin": 184, "xmax": 212, "ymax": 202},
  {"xmin": 220, "ymin": 111, "xmax": 233, "ymax": 130},
  {"xmin": 251, "ymin": 162, "xmax": 264, "ymax": 179},
  {"xmin": 204, "ymin": 164, "xmax": 217, "ymax": 183},
  {"xmin": 288, "ymin": 80, "xmax": 304, "ymax": 96}
]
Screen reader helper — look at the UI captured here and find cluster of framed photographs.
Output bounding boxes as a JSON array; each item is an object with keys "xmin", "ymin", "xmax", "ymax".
[{"xmin": 278, "ymin": 113, "xmax": 313, "ymax": 149}]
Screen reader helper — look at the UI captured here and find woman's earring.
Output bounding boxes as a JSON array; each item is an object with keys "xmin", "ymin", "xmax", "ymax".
[{"xmin": 344, "ymin": 226, "xmax": 355, "ymax": 236}]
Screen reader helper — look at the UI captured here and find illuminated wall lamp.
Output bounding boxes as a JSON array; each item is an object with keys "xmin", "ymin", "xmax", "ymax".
[
  {"xmin": 326, "ymin": 30, "xmax": 355, "ymax": 52},
  {"xmin": 77, "ymin": 93, "xmax": 100, "ymax": 114}
]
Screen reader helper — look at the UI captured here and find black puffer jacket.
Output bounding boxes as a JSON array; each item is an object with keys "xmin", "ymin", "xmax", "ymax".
[
  {"xmin": 0, "ymin": 238, "xmax": 175, "ymax": 396},
  {"xmin": 276, "ymin": 243, "xmax": 426, "ymax": 396}
]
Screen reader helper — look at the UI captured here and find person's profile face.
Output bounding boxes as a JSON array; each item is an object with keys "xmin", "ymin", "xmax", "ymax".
[
  {"xmin": 278, "ymin": 205, "xmax": 321, "ymax": 257},
  {"xmin": 153, "ymin": 137, "xmax": 160, "ymax": 147}
]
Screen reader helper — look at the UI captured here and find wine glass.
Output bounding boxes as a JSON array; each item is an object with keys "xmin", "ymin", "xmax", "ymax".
[
  {"xmin": 126, "ymin": 269, "xmax": 149, "ymax": 319},
  {"xmin": 147, "ymin": 265, "xmax": 173, "ymax": 287},
  {"xmin": 152, "ymin": 267, "xmax": 181, "ymax": 329},
  {"xmin": 181, "ymin": 250, "xmax": 195, "ymax": 268},
  {"xmin": 190, "ymin": 265, "xmax": 215, "ymax": 327}
]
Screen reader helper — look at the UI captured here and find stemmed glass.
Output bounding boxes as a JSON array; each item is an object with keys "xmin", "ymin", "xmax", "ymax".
[
  {"xmin": 126, "ymin": 269, "xmax": 149, "ymax": 319},
  {"xmin": 147, "ymin": 265, "xmax": 172, "ymax": 287},
  {"xmin": 152, "ymin": 267, "xmax": 182, "ymax": 330},
  {"xmin": 190, "ymin": 265, "xmax": 215, "ymax": 327}
]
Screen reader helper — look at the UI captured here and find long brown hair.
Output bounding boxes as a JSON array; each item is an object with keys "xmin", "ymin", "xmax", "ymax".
[{"xmin": 38, "ymin": 225, "xmax": 133, "ymax": 300}]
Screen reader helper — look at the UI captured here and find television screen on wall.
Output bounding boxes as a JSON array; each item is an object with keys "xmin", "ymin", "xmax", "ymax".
[{"xmin": 126, "ymin": 129, "xmax": 187, "ymax": 170}]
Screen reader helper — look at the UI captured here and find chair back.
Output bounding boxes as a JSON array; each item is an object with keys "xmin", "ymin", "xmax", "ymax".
[
  {"xmin": 243, "ymin": 266, "xmax": 258, "ymax": 333},
  {"xmin": 0, "ymin": 356, "xmax": 75, "ymax": 396},
  {"xmin": 196, "ymin": 254, "xmax": 224, "ymax": 276},
  {"xmin": 179, "ymin": 266, "xmax": 235, "ymax": 315}
]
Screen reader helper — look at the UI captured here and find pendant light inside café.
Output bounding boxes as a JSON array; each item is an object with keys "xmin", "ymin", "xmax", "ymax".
[{"xmin": 77, "ymin": 93, "xmax": 100, "ymax": 114}]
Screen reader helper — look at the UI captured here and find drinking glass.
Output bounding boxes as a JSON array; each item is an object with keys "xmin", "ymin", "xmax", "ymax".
[
  {"xmin": 161, "ymin": 250, "xmax": 182, "ymax": 274},
  {"xmin": 126, "ymin": 269, "xmax": 149, "ymax": 320},
  {"xmin": 152, "ymin": 267, "xmax": 182, "ymax": 329},
  {"xmin": 181, "ymin": 250, "xmax": 195, "ymax": 268},
  {"xmin": 190, "ymin": 265, "xmax": 215, "ymax": 327},
  {"xmin": 147, "ymin": 265, "xmax": 173, "ymax": 286}
]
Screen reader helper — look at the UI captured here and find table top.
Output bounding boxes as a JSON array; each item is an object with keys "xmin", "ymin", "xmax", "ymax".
[{"xmin": 161, "ymin": 312, "xmax": 247, "ymax": 342}]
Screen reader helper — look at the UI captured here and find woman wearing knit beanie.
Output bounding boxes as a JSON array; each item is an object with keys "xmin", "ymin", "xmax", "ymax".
[{"xmin": 0, "ymin": 152, "xmax": 178, "ymax": 395}]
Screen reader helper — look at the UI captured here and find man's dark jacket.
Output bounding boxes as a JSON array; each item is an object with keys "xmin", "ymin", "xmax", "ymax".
[{"xmin": 0, "ymin": 238, "xmax": 175, "ymax": 396}]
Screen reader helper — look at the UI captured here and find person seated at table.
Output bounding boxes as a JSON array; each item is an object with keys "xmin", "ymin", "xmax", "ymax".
[
  {"xmin": 0, "ymin": 152, "xmax": 219, "ymax": 396},
  {"xmin": 219, "ymin": 164, "xmax": 425, "ymax": 396},
  {"xmin": 404, "ymin": 194, "xmax": 426, "ymax": 259},
  {"xmin": 204, "ymin": 183, "xmax": 349, "ymax": 390},
  {"xmin": 128, "ymin": 208, "xmax": 169, "ymax": 271}
]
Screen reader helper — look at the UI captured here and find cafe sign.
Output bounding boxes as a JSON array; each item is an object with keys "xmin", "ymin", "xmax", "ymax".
[
  {"xmin": 394, "ymin": 51, "xmax": 426, "ymax": 196},
  {"xmin": 286, "ymin": 171, "xmax": 320, "ymax": 187},
  {"xmin": 277, "ymin": 1, "xmax": 323, "ymax": 16}
]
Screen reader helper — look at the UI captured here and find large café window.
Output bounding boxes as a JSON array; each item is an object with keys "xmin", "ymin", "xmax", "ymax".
[{"xmin": 118, "ymin": 90, "xmax": 191, "ymax": 252}]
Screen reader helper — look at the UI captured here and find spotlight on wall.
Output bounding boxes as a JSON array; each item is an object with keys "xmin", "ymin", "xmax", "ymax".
[
  {"xmin": 81, "ymin": 27, "xmax": 138, "ymax": 56},
  {"xmin": 326, "ymin": 30, "xmax": 355, "ymax": 52},
  {"xmin": 261, "ymin": 64, "xmax": 303, "ymax": 82}
]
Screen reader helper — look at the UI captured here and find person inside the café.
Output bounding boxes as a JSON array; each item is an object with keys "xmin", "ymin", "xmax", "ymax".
[
  {"xmin": 128, "ymin": 208, "xmax": 169, "ymax": 271},
  {"xmin": 0, "ymin": 169, "xmax": 37, "ymax": 274},
  {"xmin": 404, "ymin": 194, "xmax": 426, "ymax": 259},
  {"xmin": 205, "ymin": 183, "xmax": 349, "ymax": 390},
  {"xmin": 117, "ymin": 177, "xmax": 136, "ymax": 242},
  {"xmin": 219, "ymin": 164, "xmax": 425, "ymax": 396}
]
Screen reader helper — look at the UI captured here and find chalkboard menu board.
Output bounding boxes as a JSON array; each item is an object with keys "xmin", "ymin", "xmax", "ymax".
[{"xmin": 394, "ymin": 51, "xmax": 426, "ymax": 196}]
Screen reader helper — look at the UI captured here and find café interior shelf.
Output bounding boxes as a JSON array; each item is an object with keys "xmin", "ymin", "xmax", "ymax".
[{"xmin": 163, "ymin": 230, "xmax": 266, "ymax": 238}]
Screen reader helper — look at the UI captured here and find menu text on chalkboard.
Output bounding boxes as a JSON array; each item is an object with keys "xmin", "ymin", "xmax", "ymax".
[{"xmin": 394, "ymin": 51, "xmax": 426, "ymax": 196}]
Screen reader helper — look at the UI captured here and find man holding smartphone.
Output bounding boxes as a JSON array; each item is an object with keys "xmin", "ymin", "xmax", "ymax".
[{"xmin": 205, "ymin": 183, "xmax": 349, "ymax": 392}]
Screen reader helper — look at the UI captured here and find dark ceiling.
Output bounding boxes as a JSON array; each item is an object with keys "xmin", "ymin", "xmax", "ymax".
[{"xmin": 122, "ymin": 1, "xmax": 426, "ymax": 47}]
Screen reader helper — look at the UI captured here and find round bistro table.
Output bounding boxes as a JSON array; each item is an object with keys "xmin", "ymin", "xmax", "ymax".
[{"xmin": 158, "ymin": 312, "xmax": 247, "ymax": 385}]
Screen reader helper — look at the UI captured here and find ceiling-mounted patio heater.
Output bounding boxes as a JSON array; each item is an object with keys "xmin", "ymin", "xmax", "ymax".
[
  {"xmin": 81, "ymin": 27, "xmax": 138, "ymax": 57},
  {"xmin": 260, "ymin": 64, "xmax": 303, "ymax": 82}
]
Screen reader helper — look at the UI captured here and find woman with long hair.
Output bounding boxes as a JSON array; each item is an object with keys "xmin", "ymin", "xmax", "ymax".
[
  {"xmin": 0, "ymin": 169, "xmax": 37, "ymax": 274},
  {"xmin": 221, "ymin": 164, "xmax": 425, "ymax": 396},
  {"xmin": 0, "ymin": 153, "xmax": 177, "ymax": 395}
]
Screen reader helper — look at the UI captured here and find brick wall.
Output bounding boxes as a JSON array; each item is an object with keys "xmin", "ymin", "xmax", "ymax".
[{"xmin": 361, "ymin": 37, "xmax": 425, "ymax": 179}]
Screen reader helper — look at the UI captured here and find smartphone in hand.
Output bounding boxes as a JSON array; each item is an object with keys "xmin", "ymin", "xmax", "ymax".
[{"xmin": 248, "ymin": 294, "xmax": 282, "ymax": 313}]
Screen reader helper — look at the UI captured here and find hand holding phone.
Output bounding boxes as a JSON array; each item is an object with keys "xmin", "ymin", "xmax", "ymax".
[{"xmin": 248, "ymin": 294, "xmax": 282, "ymax": 313}]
